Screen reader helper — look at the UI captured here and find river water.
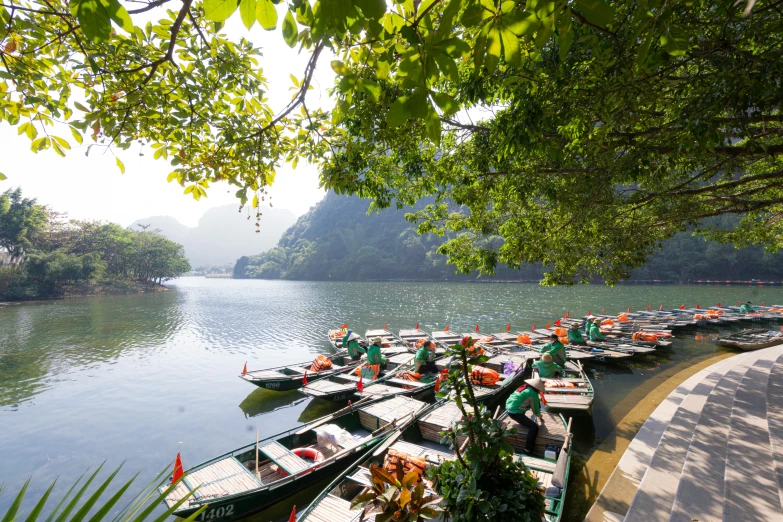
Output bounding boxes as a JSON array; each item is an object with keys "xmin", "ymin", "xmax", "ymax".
[{"xmin": 1, "ymin": 278, "xmax": 781, "ymax": 520}]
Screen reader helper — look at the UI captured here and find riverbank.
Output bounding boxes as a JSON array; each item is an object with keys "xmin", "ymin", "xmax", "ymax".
[
  {"xmin": 566, "ymin": 350, "xmax": 736, "ymax": 521},
  {"xmin": 0, "ymin": 279, "xmax": 168, "ymax": 303}
]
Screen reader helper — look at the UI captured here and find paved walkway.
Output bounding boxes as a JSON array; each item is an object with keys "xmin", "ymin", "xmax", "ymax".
[{"xmin": 585, "ymin": 344, "xmax": 783, "ymax": 522}]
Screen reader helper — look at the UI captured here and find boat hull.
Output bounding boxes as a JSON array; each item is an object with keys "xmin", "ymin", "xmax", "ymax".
[{"xmin": 172, "ymin": 441, "xmax": 375, "ymax": 522}]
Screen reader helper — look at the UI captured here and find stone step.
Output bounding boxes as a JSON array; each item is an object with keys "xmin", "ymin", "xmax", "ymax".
[
  {"xmin": 724, "ymin": 357, "xmax": 782, "ymax": 521},
  {"xmin": 768, "ymin": 353, "xmax": 783, "ymax": 512}
]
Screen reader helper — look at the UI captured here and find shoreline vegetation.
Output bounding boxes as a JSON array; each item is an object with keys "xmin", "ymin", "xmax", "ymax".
[{"xmin": 0, "ymin": 188, "xmax": 190, "ymax": 303}]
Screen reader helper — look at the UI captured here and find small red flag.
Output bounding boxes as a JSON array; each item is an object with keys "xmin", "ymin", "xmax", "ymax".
[
  {"xmin": 435, "ymin": 375, "xmax": 441, "ymax": 392},
  {"xmin": 445, "ymin": 325, "xmax": 449, "ymax": 332},
  {"xmin": 288, "ymin": 505, "xmax": 296, "ymax": 522},
  {"xmin": 762, "ymin": 302, "xmax": 765, "ymax": 306},
  {"xmin": 718, "ymin": 302, "xmax": 721, "ymax": 307},
  {"xmin": 172, "ymin": 453, "xmax": 184, "ymax": 484},
  {"xmin": 546, "ymin": 322, "xmax": 551, "ymax": 329},
  {"xmin": 384, "ymin": 322, "xmax": 388, "ymax": 330},
  {"xmin": 242, "ymin": 362, "xmax": 247, "ymax": 375},
  {"xmin": 588, "ymin": 310, "xmax": 591, "ymax": 315},
  {"xmin": 475, "ymin": 324, "xmax": 480, "ymax": 332},
  {"xmin": 659, "ymin": 305, "xmax": 663, "ymax": 311},
  {"xmin": 531, "ymin": 323, "xmax": 536, "ymax": 332},
  {"xmin": 647, "ymin": 305, "xmax": 651, "ymax": 311},
  {"xmin": 601, "ymin": 309, "xmax": 605, "ymax": 314},
  {"xmin": 738, "ymin": 301, "xmax": 741, "ymax": 305},
  {"xmin": 340, "ymin": 323, "xmax": 347, "ymax": 329},
  {"xmin": 680, "ymin": 304, "xmax": 685, "ymax": 310},
  {"xmin": 696, "ymin": 304, "xmax": 700, "ymax": 309},
  {"xmin": 628, "ymin": 307, "xmax": 631, "ymax": 313},
  {"xmin": 357, "ymin": 373, "xmax": 364, "ymax": 393},
  {"xmin": 415, "ymin": 322, "xmax": 419, "ymax": 330},
  {"xmin": 505, "ymin": 324, "xmax": 511, "ymax": 331},
  {"xmin": 303, "ymin": 371, "xmax": 308, "ymax": 386},
  {"xmin": 554, "ymin": 319, "xmax": 561, "ymax": 327}
]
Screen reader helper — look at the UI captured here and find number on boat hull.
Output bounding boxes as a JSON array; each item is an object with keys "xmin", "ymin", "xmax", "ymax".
[
  {"xmin": 264, "ymin": 382, "xmax": 280, "ymax": 389},
  {"xmin": 201, "ymin": 504, "xmax": 234, "ymax": 520}
]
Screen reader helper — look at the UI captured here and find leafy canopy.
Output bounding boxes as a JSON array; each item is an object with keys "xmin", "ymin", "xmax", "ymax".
[{"xmin": 2, "ymin": 0, "xmax": 780, "ymax": 282}]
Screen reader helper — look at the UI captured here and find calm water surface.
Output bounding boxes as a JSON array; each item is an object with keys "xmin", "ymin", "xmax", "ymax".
[{"xmin": 2, "ymin": 279, "xmax": 781, "ymax": 520}]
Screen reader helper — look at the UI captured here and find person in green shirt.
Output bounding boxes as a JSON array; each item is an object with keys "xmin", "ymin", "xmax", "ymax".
[
  {"xmin": 567, "ymin": 323, "xmax": 586, "ymax": 345},
  {"xmin": 414, "ymin": 340, "xmax": 438, "ymax": 374},
  {"xmin": 532, "ymin": 353, "xmax": 563, "ymax": 378},
  {"xmin": 505, "ymin": 377, "xmax": 545, "ymax": 455},
  {"xmin": 540, "ymin": 333, "xmax": 567, "ymax": 366},
  {"xmin": 588, "ymin": 318, "xmax": 606, "ymax": 342},
  {"xmin": 740, "ymin": 301, "xmax": 755, "ymax": 314},
  {"xmin": 342, "ymin": 330, "xmax": 366, "ymax": 361},
  {"xmin": 366, "ymin": 337, "xmax": 387, "ymax": 366}
]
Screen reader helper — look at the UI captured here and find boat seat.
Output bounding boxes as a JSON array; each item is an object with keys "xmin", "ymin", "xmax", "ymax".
[
  {"xmin": 285, "ymin": 367, "xmax": 307, "ymax": 374},
  {"xmin": 258, "ymin": 441, "xmax": 310, "ymax": 475},
  {"xmin": 386, "ymin": 378, "xmax": 429, "ymax": 388}
]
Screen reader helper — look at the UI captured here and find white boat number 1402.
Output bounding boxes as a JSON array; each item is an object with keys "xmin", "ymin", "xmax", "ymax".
[{"xmin": 202, "ymin": 505, "xmax": 234, "ymax": 520}]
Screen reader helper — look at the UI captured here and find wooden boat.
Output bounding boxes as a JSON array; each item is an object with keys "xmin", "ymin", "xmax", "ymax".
[
  {"xmin": 160, "ymin": 395, "xmax": 427, "ymax": 522},
  {"xmin": 532, "ymin": 361, "xmax": 594, "ymax": 414},
  {"xmin": 240, "ymin": 353, "xmax": 359, "ymax": 391},
  {"xmin": 364, "ymin": 328, "xmax": 410, "ymax": 350},
  {"xmin": 715, "ymin": 329, "xmax": 783, "ymax": 351},
  {"xmin": 532, "ymin": 328, "xmax": 637, "ymax": 360},
  {"xmin": 296, "ymin": 402, "xmax": 573, "ymax": 522},
  {"xmin": 398, "ymin": 329, "xmax": 448, "ymax": 355}
]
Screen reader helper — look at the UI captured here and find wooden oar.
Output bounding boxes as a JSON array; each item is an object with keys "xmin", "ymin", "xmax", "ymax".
[
  {"xmin": 371, "ymin": 411, "xmax": 417, "ymax": 457},
  {"xmin": 294, "ymin": 396, "xmax": 376, "ymax": 435}
]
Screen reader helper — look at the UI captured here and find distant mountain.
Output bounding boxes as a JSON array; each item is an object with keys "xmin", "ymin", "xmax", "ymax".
[
  {"xmin": 132, "ymin": 205, "xmax": 296, "ymax": 267},
  {"xmin": 234, "ymin": 193, "xmax": 783, "ymax": 283}
]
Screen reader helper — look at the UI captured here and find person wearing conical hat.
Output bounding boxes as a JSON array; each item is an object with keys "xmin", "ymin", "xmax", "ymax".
[
  {"xmin": 366, "ymin": 337, "xmax": 387, "ymax": 366},
  {"xmin": 505, "ymin": 377, "xmax": 545, "ymax": 455},
  {"xmin": 342, "ymin": 330, "xmax": 366, "ymax": 361},
  {"xmin": 588, "ymin": 317, "xmax": 606, "ymax": 342},
  {"xmin": 567, "ymin": 322, "xmax": 586, "ymax": 345},
  {"xmin": 584, "ymin": 315, "xmax": 596, "ymax": 337},
  {"xmin": 532, "ymin": 353, "xmax": 563, "ymax": 378},
  {"xmin": 740, "ymin": 301, "xmax": 755, "ymax": 314},
  {"xmin": 539, "ymin": 333, "xmax": 567, "ymax": 366}
]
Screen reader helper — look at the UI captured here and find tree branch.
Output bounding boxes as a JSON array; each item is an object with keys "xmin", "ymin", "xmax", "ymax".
[{"xmin": 127, "ymin": 0, "xmax": 172, "ymax": 14}]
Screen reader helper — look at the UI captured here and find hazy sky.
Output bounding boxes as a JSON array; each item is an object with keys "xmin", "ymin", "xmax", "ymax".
[{"xmin": 1, "ymin": 7, "xmax": 336, "ymax": 227}]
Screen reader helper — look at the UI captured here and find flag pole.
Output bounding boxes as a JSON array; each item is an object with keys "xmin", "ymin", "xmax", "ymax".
[{"xmin": 255, "ymin": 428, "xmax": 259, "ymax": 478}]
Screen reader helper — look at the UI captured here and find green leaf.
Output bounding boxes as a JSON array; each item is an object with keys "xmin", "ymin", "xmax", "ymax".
[
  {"xmin": 256, "ymin": 0, "xmax": 277, "ymax": 30},
  {"xmin": 574, "ymin": 0, "xmax": 614, "ymax": 27},
  {"xmin": 425, "ymin": 105, "xmax": 441, "ymax": 146},
  {"xmin": 660, "ymin": 24, "xmax": 688, "ymax": 56},
  {"xmin": 203, "ymin": 0, "xmax": 238, "ymax": 23},
  {"xmin": 485, "ymin": 25, "xmax": 502, "ymax": 73},
  {"xmin": 375, "ymin": 60, "xmax": 390, "ymax": 79},
  {"xmin": 386, "ymin": 97, "xmax": 409, "ymax": 128},
  {"xmin": 23, "ymin": 479, "xmax": 57, "ymax": 522},
  {"xmin": 0, "ymin": 172, "xmax": 6, "ymax": 181},
  {"xmin": 1, "ymin": 477, "xmax": 29, "ymax": 522},
  {"xmin": 52, "ymin": 136, "xmax": 71, "ymax": 150},
  {"xmin": 70, "ymin": 127, "xmax": 84, "ymax": 145},
  {"xmin": 71, "ymin": 0, "xmax": 111, "ymax": 43},
  {"xmin": 74, "ymin": 101, "xmax": 90, "ymax": 112},
  {"xmin": 85, "ymin": 472, "xmax": 138, "ymax": 522},
  {"xmin": 635, "ymin": 31, "xmax": 654, "ymax": 69},
  {"xmin": 503, "ymin": 10, "xmax": 539, "ymax": 36},
  {"xmin": 99, "ymin": 0, "xmax": 133, "ymax": 33},
  {"xmin": 331, "ymin": 60, "xmax": 348, "ymax": 75},
  {"xmin": 461, "ymin": 4, "xmax": 490, "ymax": 27},
  {"xmin": 239, "ymin": 0, "xmax": 256, "ymax": 29},
  {"xmin": 432, "ymin": 50, "xmax": 459, "ymax": 82},
  {"xmin": 68, "ymin": 465, "xmax": 124, "ymax": 522},
  {"xmin": 282, "ymin": 10, "xmax": 298, "ymax": 47},
  {"xmin": 431, "ymin": 91, "xmax": 459, "ymax": 115},
  {"xmin": 116, "ymin": 157, "xmax": 125, "ymax": 174},
  {"xmin": 500, "ymin": 27, "xmax": 521, "ymax": 67},
  {"xmin": 357, "ymin": 78, "xmax": 381, "ymax": 103},
  {"xmin": 356, "ymin": 0, "xmax": 386, "ymax": 20},
  {"xmin": 433, "ymin": 37, "xmax": 470, "ymax": 59},
  {"xmin": 558, "ymin": 26, "xmax": 574, "ymax": 61}
]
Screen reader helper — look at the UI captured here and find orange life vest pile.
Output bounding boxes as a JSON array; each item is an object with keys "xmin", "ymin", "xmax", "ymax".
[
  {"xmin": 396, "ymin": 370, "xmax": 422, "ymax": 389},
  {"xmin": 354, "ymin": 364, "xmax": 381, "ymax": 380},
  {"xmin": 383, "ymin": 449, "xmax": 427, "ymax": 482},
  {"xmin": 617, "ymin": 313, "xmax": 629, "ymax": 322},
  {"xmin": 554, "ymin": 327, "xmax": 567, "ymax": 337},
  {"xmin": 516, "ymin": 334, "xmax": 532, "ymax": 344},
  {"xmin": 470, "ymin": 366, "xmax": 500, "ymax": 386},
  {"xmin": 310, "ymin": 355, "xmax": 333, "ymax": 372},
  {"xmin": 467, "ymin": 345, "xmax": 485, "ymax": 357},
  {"xmin": 693, "ymin": 314, "xmax": 705, "ymax": 320},
  {"xmin": 632, "ymin": 331, "xmax": 659, "ymax": 342},
  {"xmin": 543, "ymin": 379, "xmax": 577, "ymax": 388}
]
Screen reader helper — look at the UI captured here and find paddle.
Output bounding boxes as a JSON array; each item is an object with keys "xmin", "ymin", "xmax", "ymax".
[
  {"xmin": 294, "ymin": 396, "xmax": 376, "ymax": 435},
  {"xmin": 371, "ymin": 411, "xmax": 416, "ymax": 457}
]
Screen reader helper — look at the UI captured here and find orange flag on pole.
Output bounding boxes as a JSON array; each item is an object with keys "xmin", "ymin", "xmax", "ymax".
[
  {"xmin": 680, "ymin": 304, "xmax": 685, "ymax": 310},
  {"xmin": 415, "ymin": 323, "xmax": 419, "ymax": 329},
  {"xmin": 340, "ymin": 323, "xmax": 347, "ymax": 329},
  {"xmin": 659, "ymin": 305, "xmax": 663, "ymax": 311},
  {"xmin": 288, "ymin": 505, "xmax": 296, "ymax": 522},
  {"xmin": 647, "ymin": 305, "xmax": 651, "ymax": 311},
  {"xmin": 384, "ymin": 322, "xmax": 388, "ymax": 330},
  {"xmin": 546, "ymin": 322, "xmax": 551, "ymax": 329},
  {"xmin": 242, "ymin": 362, "xmax": 247, "ymax": 376},
  {"xmin": 554, "ymin": 319, "xmax": 561, "ymax": 327},
  {"xmin": 475, "ymin": 324, "xmax": 479, "ymax": 332},
  {"xmin": 445, "ymin": 325, "xmax": 449, "ymax": 332},
  {"xmin": 357, "ymin": 373, "xmax": 364, "ymax": 393},
  {"xmin": 531, "ymin": 323, "xmax": 536, "ymax": 332},
  {"xmin": 303, "ymin": 371, "xmax": 308, "ymax": 386},
  {"xmin": 505, "ymin": 324, "xmax": 511, "ymax": 331},
  {"xmin": 696, "ymin": 304, "xmax": 700, "ymax": 309},
  {"xmin": 628, "ymin": 307, "xmax": 631, "ymax": 313},
  {"xmin": 718, "ymin": 302, "xmax": 721, "ymax": 307},
  {"xmin": 172, "ymin": 453, "xmax": 184, "ymax": 484}
]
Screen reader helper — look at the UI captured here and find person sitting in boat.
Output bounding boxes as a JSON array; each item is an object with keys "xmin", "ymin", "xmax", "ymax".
[
  {"xmin": 588, "ymin": 317, "xmax": 606, "ymax": 341},
  {"xmin": 532, "ymin": 353, "xmax": 563, "ymax": 378},
  {"xmin": 367, "ymin": 337, "xmax": 387, "ymax": 367},
  {"xmin": 505, "ymin": 377, "xmax": 546, "ymax": 455},
  {"xmin": 415, "ymin": 340, "xmax": 439, "ymax": 374},
  {"xmin": 567, "ymin": 323, "xmax": 587, "ymax": 345},
  {"xmin": 539, "ymin": 333, "xmax": 567, "ymax": 366},
  {"xmin": 342, "ymin": 330, "xmax": 366, "ymax": 361},
  {"xmin": 740, "ymin": 301, "xmax": 755, "ymax": 314}
]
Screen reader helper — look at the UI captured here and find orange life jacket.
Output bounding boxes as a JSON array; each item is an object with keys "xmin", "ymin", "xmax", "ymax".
[
  {"xmin": 617, "ymin": 313, "xmax": 629, "ymax": 322},
  {"xmin": 383, "ymin": 449, "xmax": 427, "ymax": 481},
  {"xmin": 310, "ymin": 355, "xmax": 333, "ymax": 372},
  {"xmin": 554, "ymin": 327, "xmax": 567, "ymax": 337},
  {"xmin": 632, "ymin": 332, "xmax": 659, "ymax": 342},
  {"xmin": 601, "ymin": 319, "xmax": 615, "ymax": 328},
  {"xmin": 396, "ymin": 370, "xmax": 422, "ymax": 389},
  {"xmin": 354, "ymin": 364, "xmax": 381, "ymax": 380},
  {"xmin": 516, "ymin": 334, "xmax": 532, "ymax": 345},
  {"xmin": 470, "ymin": 366, "xmax": 500, "ymax": 386}
]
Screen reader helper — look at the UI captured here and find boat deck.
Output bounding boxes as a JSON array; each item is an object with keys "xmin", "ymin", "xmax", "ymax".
[
  {"xmin": 302, "ymin": 380, "xmax": 353, "ymax": 396},
  {"xmin": 163, "ymin": 456, "xmax": 262, "ymax": 508},
  {"xmin": 586, "ymin": 343, "xmax": 783, "ymax": 522}
]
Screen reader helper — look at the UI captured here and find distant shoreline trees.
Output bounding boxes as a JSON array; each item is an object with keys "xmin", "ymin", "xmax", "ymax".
[{"xmin": 0, "ymin": 188, "xmax": 190, "ymax": 300}]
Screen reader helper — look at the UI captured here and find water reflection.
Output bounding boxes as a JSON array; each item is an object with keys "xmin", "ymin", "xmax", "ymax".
[{"xmin": 238, "ymin": 388, "xmax": 309, "ymax": 418}]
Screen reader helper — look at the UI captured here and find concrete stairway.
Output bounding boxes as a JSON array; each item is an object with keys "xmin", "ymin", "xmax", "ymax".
[{"xmin": 589, "ymin": 344, "xmax": 783, "ymax": 522}]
